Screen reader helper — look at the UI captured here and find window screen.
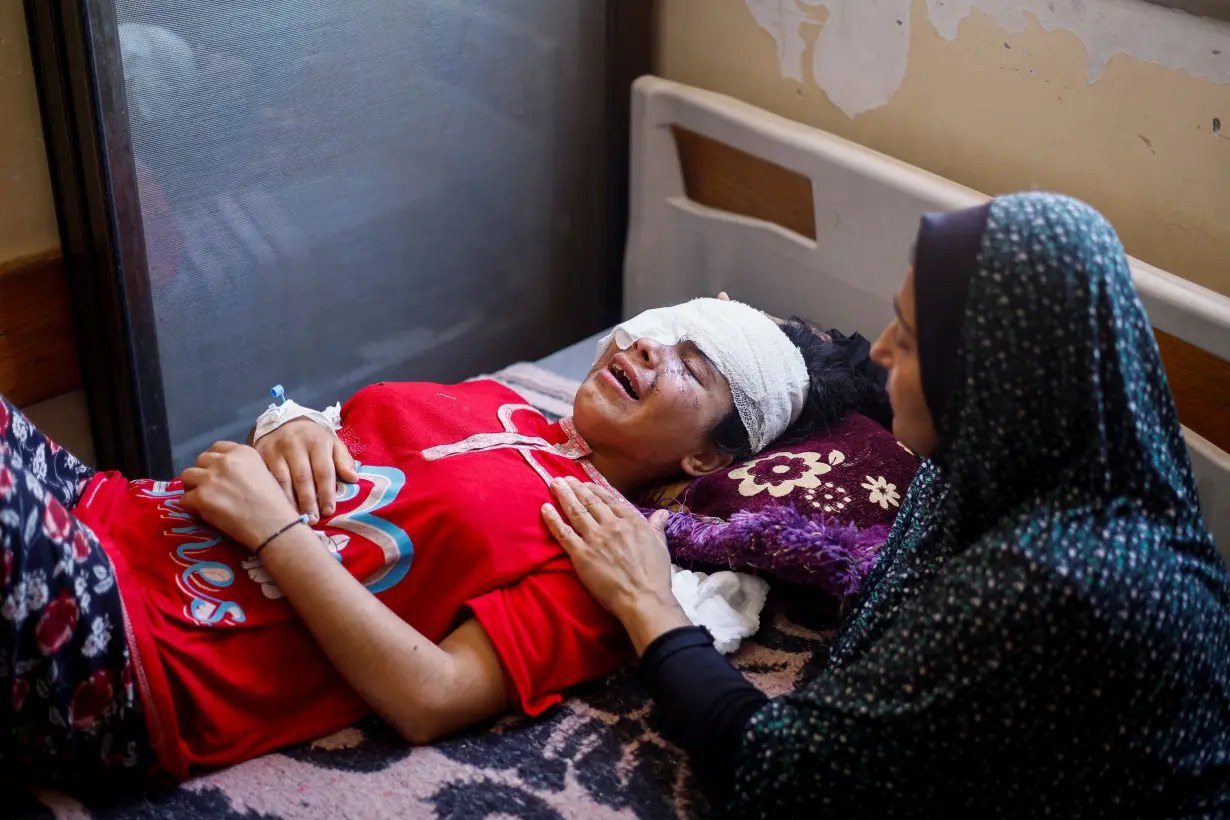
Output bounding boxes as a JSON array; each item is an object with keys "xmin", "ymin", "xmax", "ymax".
[{"xmin": 112, "ymin": 1, "xmax": 611, "ymax": 470}]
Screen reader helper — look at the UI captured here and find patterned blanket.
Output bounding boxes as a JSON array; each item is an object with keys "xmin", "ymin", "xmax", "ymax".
[{"xmin": 11, "ymin": 365, "xmax": 836, "ymax": 820}]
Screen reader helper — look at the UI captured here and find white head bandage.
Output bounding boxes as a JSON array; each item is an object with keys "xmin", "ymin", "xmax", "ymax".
[{"xmin": 597, "ymin": 298, "xmax": 810, "ymax": 454}]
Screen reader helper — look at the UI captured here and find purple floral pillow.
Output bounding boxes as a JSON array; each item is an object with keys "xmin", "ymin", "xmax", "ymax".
[{"xmin": 641, "ymin": 413, "xmax": 919, "ymax": 594}]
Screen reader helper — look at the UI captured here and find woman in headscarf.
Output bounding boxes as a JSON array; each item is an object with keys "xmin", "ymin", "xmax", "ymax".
[{"xmin": 542, "ymin": 192, "xmax": 1230, "ymax": 816}]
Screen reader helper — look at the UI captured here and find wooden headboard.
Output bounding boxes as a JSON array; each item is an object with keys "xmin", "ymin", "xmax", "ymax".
[
  {"xmin": 0, "ymin": 251, "xmax": 81, "ymax": 407},
  {"xmin": 624, "ymin": 76, "xmax": 1230, "ymax": 552}
]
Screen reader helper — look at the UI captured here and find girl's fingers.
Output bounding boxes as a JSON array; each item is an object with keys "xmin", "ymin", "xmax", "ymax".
[
  {"xmin": 180, "ymin": 467, "xmax": 208, "ymax": 491},
  {"xmin": 311, "ymin": 439, "xmax": 337, "ymax": 517},
  {"xmin": 333, "ymin": 438, "xmax": 359, "ymax": 483},
  {"xmin": 269, "ymin": 456, "xmax": 296, "ymax": 506},
  {"xmin": 194, "ymin": 450, "xmax": 223, "ymax": 469},
  {"xmin": 286, "ymin": 450, "xmax": 319, "ymax": 523}
]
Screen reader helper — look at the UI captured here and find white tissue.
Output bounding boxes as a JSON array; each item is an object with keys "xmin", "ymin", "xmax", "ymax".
[{"xmin": 670, "ymin": 566, "xmax": 770, "ymax": 654}]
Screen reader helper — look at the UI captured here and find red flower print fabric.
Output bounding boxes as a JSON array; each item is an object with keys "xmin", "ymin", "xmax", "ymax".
[
  {"xmin": 43, "ymin": 499, "xmax": 75, "ymax": 544},
  {"xmin": 71, "ymin": 670, "xmax": 115, "ymax": 731},
  {"xmin": 0, "ymin": 394, "xmax": 151, "ymax": 787},
  {"xmin": 35, "ymin": 592, "xmax": 80, "ymax": 656}
]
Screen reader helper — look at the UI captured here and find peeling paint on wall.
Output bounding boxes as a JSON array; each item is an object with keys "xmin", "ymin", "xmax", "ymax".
[
  {"xmin": 810, "ymin": 0, "xmax": 913, "ymax": 118},
  {"xmin": 747, "ymin": 0, "xmax": 1230, "ymax": 118},
  {"xmin": 744, "ymin": 0, "xmax": 912, "ymax": 116},
  {"xmin": 744, "ymin": 0, "xmax": 816, "ymax": 82},
  {"xmin": 927, "ymin": 0, "xmax": 1230, "ymax": 83}
]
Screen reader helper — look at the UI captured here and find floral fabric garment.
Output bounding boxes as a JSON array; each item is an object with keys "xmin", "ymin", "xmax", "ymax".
[
  {"xmin": 0, "ymin": 395, "xmax": 152, "ymax": 786},
  {"xmin": 732, "ymin": 194, "xmax": 1230, "ymax": 817}
]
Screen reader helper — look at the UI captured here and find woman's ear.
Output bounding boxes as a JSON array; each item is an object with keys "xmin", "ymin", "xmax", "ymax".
[{"xmin": 681, "ymin": 446, "xmax": 735, "ymax": 478}]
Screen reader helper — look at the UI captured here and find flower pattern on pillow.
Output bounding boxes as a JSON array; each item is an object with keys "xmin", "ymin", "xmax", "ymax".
[
  {"xmin": 862, "ymin": 475, "xmax": 901, "ymax": 509},
  {"xmin": 637, "ymin": 412, "xmax": 919, "ymax": 587},
  {"xmin": 804, "ymin": 481, "xmax": 853, "ymax": 513},
  {"xmin": 730, "ymin": 451, "xmax": 844, "ymax": 499}
]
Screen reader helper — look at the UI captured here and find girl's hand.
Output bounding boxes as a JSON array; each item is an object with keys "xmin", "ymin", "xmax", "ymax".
[
  {"xmin": 541, "ymin": 477, "xmax": 690, "ymax": 655},
  {"xmin": 181, "ymin": 442, "xmax": 303, "ymax": 552},
  {"xmin": 254, "ymin": 418, "xmax": 358, "ymax": 524}
]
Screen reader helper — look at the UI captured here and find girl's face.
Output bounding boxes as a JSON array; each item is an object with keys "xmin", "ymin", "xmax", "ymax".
[
  {"xmin": 871, "ymin": 269, "xmax": 939, "ymax": 458},
  {"xmin": 572, "ymin": 335, "xmax": 735, "ymax": 485}
]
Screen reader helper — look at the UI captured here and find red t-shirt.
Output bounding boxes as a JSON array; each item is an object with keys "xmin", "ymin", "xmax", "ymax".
[{"xmin": 74, "ymin": 380, "xmax": 628, "ymax": 778}]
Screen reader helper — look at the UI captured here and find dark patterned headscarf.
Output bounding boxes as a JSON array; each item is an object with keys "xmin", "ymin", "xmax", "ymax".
[{"xmin": 732, "ymin": 193, "xmax": 1230, "ymax": 816}]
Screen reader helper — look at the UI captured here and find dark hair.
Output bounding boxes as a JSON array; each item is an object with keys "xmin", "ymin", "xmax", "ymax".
[{"xmin": 709, "ymin": 317, "xmax": 861, "ymax": 462}]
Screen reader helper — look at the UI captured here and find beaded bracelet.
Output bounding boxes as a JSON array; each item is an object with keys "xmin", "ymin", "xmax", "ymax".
[{"xmin": 254, "ymin": 513, "xmax": 310, "ymax": 557}]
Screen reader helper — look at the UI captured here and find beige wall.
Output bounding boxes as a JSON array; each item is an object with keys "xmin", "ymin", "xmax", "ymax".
[
  {"xmin": 655, "ymin": 0, "xmax": 1230, "ymax": 296},
  {"xmin": 1, "ymin": 1, "xmax": 60, "ymax": 263},
  {"xmin": 1, "ymin": 2, "xmax": 95, "ymax": 462}
]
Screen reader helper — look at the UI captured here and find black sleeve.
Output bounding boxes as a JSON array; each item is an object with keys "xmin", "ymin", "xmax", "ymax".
[{"xmin": 638, "ymin": 626, "xmax": 768, "ymax": 781}]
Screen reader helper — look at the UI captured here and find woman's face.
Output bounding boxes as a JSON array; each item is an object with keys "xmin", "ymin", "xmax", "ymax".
[{"xmin": 871, "ymin": 269, "xmax": 939, "ymax": 458}]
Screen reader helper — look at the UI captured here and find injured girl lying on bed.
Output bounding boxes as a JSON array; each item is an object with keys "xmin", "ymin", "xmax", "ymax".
[{"xmin": 0, "ymin": 297, "xmax": 887, "ymax": 787}]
